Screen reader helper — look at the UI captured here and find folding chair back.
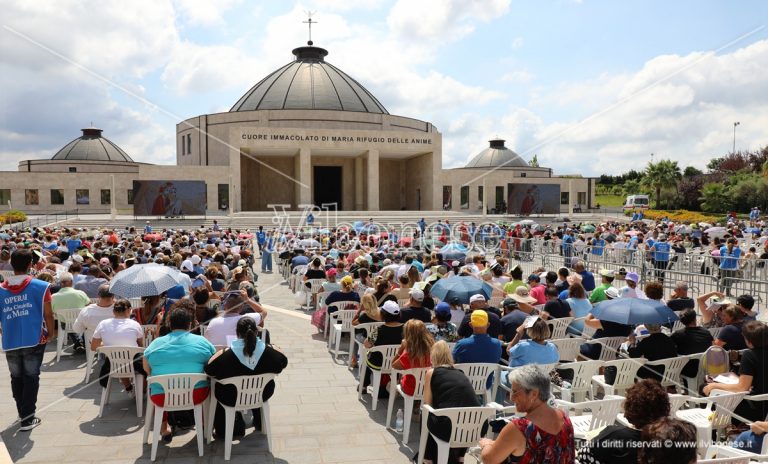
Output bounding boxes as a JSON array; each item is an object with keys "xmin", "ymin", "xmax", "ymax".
[
  {"xmin": 455, "ymin": 362, "xmax": 499, "ymax": 403},
  {"xmin": 146, "ymin": 373, "xmax": 209, "ymax": 412},
  {"xmin": 549, "ymin": 337, "xmax": 582, "ymax": 362},
  {"xmin": 547, "ymin": 317, "xmax": 575, "ymax": 339}
]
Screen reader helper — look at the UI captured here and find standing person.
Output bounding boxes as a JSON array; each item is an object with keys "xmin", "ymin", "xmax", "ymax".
[
  {"xmin": 260, "ymin": 232, "xmax": 274, "ymax": 273},
  {"xmin": 719, "ymin": 238, "xmax": 742, "ymax": 296},
  {"xmin": 256, "ymin": 226, "xmax": 266, "ymax": 258},
  {"xmin": 649, "ymin": 233, "xmax": 671, "ymax": 282},
  {"xmin": 0, "ymin": 249, "xmax": 55, "ymax": 431}
]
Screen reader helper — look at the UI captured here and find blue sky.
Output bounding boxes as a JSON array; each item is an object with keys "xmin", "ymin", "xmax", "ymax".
[{"xmin": 1, "ymin": 0, "xmax": 766, "ymax": 175}]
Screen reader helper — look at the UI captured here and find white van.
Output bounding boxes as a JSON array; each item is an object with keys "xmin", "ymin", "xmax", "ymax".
[{"xmin": 623, "ymin": 194, "xmax": 650, "ymax": 211}]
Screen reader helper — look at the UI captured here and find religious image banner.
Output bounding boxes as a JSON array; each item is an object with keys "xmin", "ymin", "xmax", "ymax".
[
  {"xmin": 507, "ymin": 184, "xmax": 560, "ymax": 215},
  {"xmin": 132, "ymin": 181, "xmax": 207, "ymax": 216}
]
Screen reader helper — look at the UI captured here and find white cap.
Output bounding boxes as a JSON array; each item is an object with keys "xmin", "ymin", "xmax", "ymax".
[
  {"xmin": 381, "ymin": 300, "xmax": 400, "ymax": 315},
  {"xmin": 190, "ymin": 255, "xmax": 201, "ymax": 264},
  {"xmin": 409, "ymin": 288, "xmax": 425, "ymax": 302},
  {"xmin": 180, "ymin": 259, "xmax": 194, "ymax": 272},
  {"xmin": 469, "ymin": 294, "xmax": 486, "ymax": 304}
]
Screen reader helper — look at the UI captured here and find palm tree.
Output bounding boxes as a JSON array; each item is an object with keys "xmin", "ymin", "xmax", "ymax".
[{"xmin": 645, "ymin": 159, "xmax": 682, "ymax": 209}]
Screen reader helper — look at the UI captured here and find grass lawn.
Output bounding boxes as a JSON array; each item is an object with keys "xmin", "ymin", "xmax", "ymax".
[{"xmin": 595, "ymin": 194, "xmax": 625, "ymax": 207}]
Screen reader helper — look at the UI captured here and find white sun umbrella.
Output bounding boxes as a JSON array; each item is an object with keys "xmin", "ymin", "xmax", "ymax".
[
  {"xmin": 109, "ymin": 264, "xmax": 187, "ymax": 299},
  {"xmin": 298, "ymin": 238, "xmax": 321, "ymax": 248}
]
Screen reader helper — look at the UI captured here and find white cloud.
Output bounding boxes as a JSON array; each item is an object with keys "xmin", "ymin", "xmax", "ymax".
[
  {"xmin": 173, "ymin": 0, "xmax": 242, "ymax": 27},
  {"xmin": 387, "ymin": 0, "xmax": 511, "ymax": 44},
  {"xmin": 510, "ymin": 37, "xmax": 524, "ymax": 49},
  {"xmin": 500, "ymin": 69, "xmax": 535, "ymax": 84}
]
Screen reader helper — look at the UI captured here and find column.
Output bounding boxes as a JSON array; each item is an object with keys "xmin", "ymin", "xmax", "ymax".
[
  {"xmin": 295, "ymin": 148, "xmax": 312, "ymax": 207},
  {"xmin": 229, "ymin": 146, "xmax": 241, "ymax": 214},
  {"xmin": 366, "ymin": 149, "xmax": 379, "ymax": 211},
  {"xmin": 355, "ymin": 156, "xmax": 364, "ymax": 211}
]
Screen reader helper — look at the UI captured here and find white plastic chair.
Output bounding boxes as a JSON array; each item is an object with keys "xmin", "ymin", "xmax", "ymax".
[
  {"xmin": 303, "ymin": 278, "xmax": 325, "ymax": 310},
  {"xmin": 416, "ymin": 405, "xmax": 496, "ymax": 464},
  {"xmin": 142, "ymin": 324, "xmax": 158, "ymax": 346},
  {"xmin": 555, "ymin": 395, "xmax": 624, "ymax": 439},
  {"xmin": 53, "ymin": 307, "xmax": 82, "ymax": 362},
  {"xmin": 549, "ymin": 337, "xmax": 583, "ymax": 362},
  {"xmin": 580, "ymin": 336, "xmax": 625, "ymax": 361},
  {"xmin": 592, "ymin": 358, "xmax": 645, "ymax": 397},
  {"xmin": 455, "ymin": 363, "xmax": 499, "ymax": 404},
  {"xmin": 97, "ymin": 346, "xmax": 145, "ymax": 417},
  {"xmin": 205, "ymin": 374, "xmax": 276, "ymax": 461},
  {"xmin": 496, "ymin": 363, "xmax": 557, "ymax": 402},
  {"xmin": 351, "ymin": 322, "xmax": 384, "ymax": 371},
  {"xmin": 700, "ymin": 445, "xmax": 757, "ymax": 463},
  {"xmin": 143, "ymin": 373, "xmax": 209, "ymax": 461},
  {"xmin": 676, "ymin": 389, "xmax": 748, "ymax": 447},
  {"xmin": 546, "ymin": 317, "xmax": 575, "ymax": 339},
  {"xmin": 571, "ymin": 317, "xmax": 596, "ymax": 338},
  {"xmin": 328, "ymin": 309, "xmax": 357, "ymax": 363},
  {"xmin": 358, "ymin": 344, "xmax": 400, "ymax": 410},
  {"xmin": 83, "ymin": 334, "xmax": 97, "ymax": 384},
  {"xmin": 325, "ymin": 300, "xmax": 360, "ymax": 339},
  {"xmin": 552, "ymin": 360, "xmax": 602, "ymax": 402},
  {"xmin": 386, "ymin": 367, "xmax": 430, "ymax": 443},
  {"xmin": 129, "ymin": 297, "xmax": 142, "ymax": 309},
  {"xmin": 397, "ymin": 298, "xmax": 410, "ymax": 308},
  {"xmin": 644, "ymin": 354, "xmax": 695, "ymax": 392}
]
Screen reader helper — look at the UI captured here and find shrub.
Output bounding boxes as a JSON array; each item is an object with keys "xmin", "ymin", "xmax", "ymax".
[
  {"xmin": 0, "ymin": 210, "xmax": 28, "ymax": 225},
  {"xmin": 643, "ymin": 209, "xmax": 720, "ymax": 224}
]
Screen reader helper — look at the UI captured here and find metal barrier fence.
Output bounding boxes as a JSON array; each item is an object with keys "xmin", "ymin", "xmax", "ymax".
[{"xmin": 506, "ymin": 238, "xmax": 768, "ymax": 304}]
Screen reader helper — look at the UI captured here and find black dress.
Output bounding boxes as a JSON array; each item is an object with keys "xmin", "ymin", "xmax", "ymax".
[{"xmin": 425, "ymin": 366, "xmax": 483, "ymax": 463}]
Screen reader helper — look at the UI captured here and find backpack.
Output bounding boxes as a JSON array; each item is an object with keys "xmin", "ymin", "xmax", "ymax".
[{"xmin": 700, "ymin": 345, "xmax": 729, "ymax": 378}]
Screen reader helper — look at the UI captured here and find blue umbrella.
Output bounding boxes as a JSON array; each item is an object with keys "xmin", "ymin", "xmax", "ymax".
[
  {"xmin": 746, "ymin": 227, "xmax": 761, "ymax": 234},
  {"xmin": 440, "ymin": 242, "xmax": 468, "ymax": 263},
  {"xmin": 591, "ymin": 298, "xmax": 679, "ymax": 325},
  {"xmin": 430, "ymin": 276, "xmax": 493, "ymax": 305},
  {"xmin": 109, "ymin": 264, "xmax": 186, "ymax": 298}
]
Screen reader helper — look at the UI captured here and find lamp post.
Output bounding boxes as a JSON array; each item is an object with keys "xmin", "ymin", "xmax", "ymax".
[{"xmin": 733, "ymin": 121, "xmax": 740, "ymax": 154}]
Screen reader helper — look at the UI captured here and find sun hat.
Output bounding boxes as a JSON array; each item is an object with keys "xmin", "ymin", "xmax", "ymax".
[
  {"xmin": 605, "ymin": 287, "xmax": 620, "ymax": 299},
  {"xmin": 599, "ymin": 269, "xmax": 615, "ymax": 278},
  {"xmin": 435, "ymin": 302, "xmax": 451, "ymax": 315},
  {"xmin": 409, "ymin": 288, "xmax": 425, "ymax": 302},
  {"xmin": 340, "ymin": 275, "xmax": 354, "ymax": 285},
  {"xmin": 511, "ymin": 286, "xmax": 537, "ymax": 304},
  {"xmin": 625, "ymin": 272, "xmax": 640, "ymax": 283}
]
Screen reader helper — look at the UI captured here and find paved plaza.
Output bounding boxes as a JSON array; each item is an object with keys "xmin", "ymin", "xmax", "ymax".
[{"xmin": 0, "ymin": 261, "xmax": 415, "ymax": 464}]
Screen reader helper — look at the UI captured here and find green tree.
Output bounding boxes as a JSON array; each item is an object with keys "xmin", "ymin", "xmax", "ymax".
[
  {"xmin": 529, "ymin": 154, "xmax": 540, "ymax": 168},
  {"xmin": 700, "ymin": 182, "xmax": 732, "ymax": 213},
  {"xmin": 683, "ymin": 166, "xmax": 703, "ymax": 178},
  {"xmin": 645, "ymin": 159, "xmax": 682, "ymax": 208}
]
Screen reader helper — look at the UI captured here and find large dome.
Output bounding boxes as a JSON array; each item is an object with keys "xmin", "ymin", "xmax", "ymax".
[
  {"xmin": 230, "ymin": 43, "xmax": 388, "ymax": 114},
  {"xmin": 465, "ymin": 139, "xmax": 528, "ymax": 168},
  {"xmin": 51, "ymin": 127, "xmax": 134, "ymax": 162}
]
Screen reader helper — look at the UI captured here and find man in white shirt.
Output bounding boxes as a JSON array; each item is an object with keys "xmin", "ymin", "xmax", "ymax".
[
  {"xmin": 72, "ymin": 284, "xmax": 115, "ymax": 342},
  {"xmin": 204, "ymin": 291, "xmax": 265, "ymax": 346}
]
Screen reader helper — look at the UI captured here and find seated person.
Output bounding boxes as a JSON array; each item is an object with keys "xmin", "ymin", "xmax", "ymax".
[
  {"xmin": 143, "ymin": 307, "xmax": 215, "ymax": 441},
  {"xmin": 425, "ymin": 302, "xmax": 459, "ymax": 343},
  {"xmin": 391, "ymin": 320, "xmax": 434, "ymax": 396},
  {"xmin": 90, "ymin": 298, "xmax": 145, "ymax": 392},
  {"xmin": 579, "ymin": 314, "xmax": 632, "ymax": 360},
  {"xmin": 363, "ymin": 301, "xmax": 404, "ymax": 393},
  {"xmin": 577, "ymin": 379, "xmax": 671, "ymax": 464},
  {"xmin": 733, "ymin": 419, "xmax": 768, "ymax": 454},
  {"xmin": 325, "ymin": 276, "xmax": 360, "ymax": 314},
  {"xmin": 627, "ymin": 323, "xmax": 677, "ymax": 381},
  {"xmin": 399, "ymin": 288, "xmax": 432, "ymax": 323},
  {"xmin": 204, "ymin": 317, "xmax": 287, "ymax": 437},
  {"xmin": 671, "ymin": 309, "xmax": 713, "ymax": 382},
  {"xmin": 714, "ymin": 305, "xmax": 747, "ymax": 351},
  {"xmin": 637, "ymin": 418, "xmax": 697, "ymax": 464},
  {"xmin": 204, "ymin": 290, "xmax": 264, "ymax": 347}
]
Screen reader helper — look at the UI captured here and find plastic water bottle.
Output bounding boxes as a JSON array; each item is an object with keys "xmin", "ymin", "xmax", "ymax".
[
  {"xmin": 561, "ymin": 381, "xmax": 572, "ymax": 402},
  {"xmin": 395, "ymin": 409, "xmax": 404, "ymax": 432}
]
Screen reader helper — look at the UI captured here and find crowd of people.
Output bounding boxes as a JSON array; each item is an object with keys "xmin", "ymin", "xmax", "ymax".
[{"xmin": 1, "ymin": 214, "xmax": 767, "ymax": 462}]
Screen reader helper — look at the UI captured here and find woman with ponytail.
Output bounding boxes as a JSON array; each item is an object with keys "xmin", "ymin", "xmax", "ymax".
[{"xmin": 205, "ymin": 317, "xmax": 288, "ymax": 438}]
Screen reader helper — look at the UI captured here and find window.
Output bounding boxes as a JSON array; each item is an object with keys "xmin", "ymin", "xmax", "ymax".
[
  {"xmin": 76, "ymin": 189, "xmax": 89, "ymax": 205},
  {"xmin": 477, "ymin": 186, "xmax": 484, "ymax": 205},
  {"xmin": 0, "ymin": 189, "xmax": 10, "ymax": 205},
  {"xmin": 561, "ymin": 192, "xmax": 570, "ymax": 205},
  {"xmin": 25, "ymin": 189, "xmax": 39, "ymax": 205},
  {"xmin": 442, "ymin": 186, "xmax": 452, "ymax": 210},
  {"xmin": 68, "ymin": 167, "xmax": 77, "ymax": 173},
  {"xmin": 186, "ymin": 133, "xmax": 192, "ymax": 154},
  {"xmin": 460, "ymin": 186, "xmax": 469, "ymax": 209},
  {"xmin": 50, "ymin": 189, "xmax": 64, "ymax": 205},
  {"xmin": 127, "ymin": 189, "xmax": 134, "ymax": 205},
  {"xmin": 578, "ymin": 192, "xmax": 587, "ymax": 205},
  {"xmin": 101, "ymin": 189, "xmax": 111, "ymax": 205},
  {"xmin": 495, "ymin": 186, "xmax": 504, "ymax": 208},
  {"xmin": 218, "ymin": 184, "xmax": 229, "ymax": 210},
  {"xmin": 520, "ymin": 172, "xmax": 527, "ymax": 178}
]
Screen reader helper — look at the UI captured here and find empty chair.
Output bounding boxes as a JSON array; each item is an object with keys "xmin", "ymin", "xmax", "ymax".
[
  {"xmin": 416, "ymin": 405, "xmax": 496, "ymax": 464},
  {"xmin": 546, "ymin": 317, "xmax": 575, "ymax": 339},
  {"xmin": 386, "ymin": 367, "xmax": 431, "ymax": 443},
  {"xmin": 592, "ymin": 358, "xmax": 645, "ymax": 397},
  {"xmin": 644, "ymin": 354, "xmax": 696, "ymax": 392},
  {"xmin": 205, "ymin": 374, "xmax": 276, "ymax": 461},
  {"xmin": 549, "ymin": 337, "xmax": 583, "ymax": 362},
  {"xmin": 97, "ymin": 346, "xmax": 145, "ymax": 417},
  {"xmin": 303, "ymin": 278, "xmax": 325, "ymax": 310},
  {"xmin": 53, "ymin": 307, "xmax": 82, "ymax": 362},
  {"xmin": 143, "ymin": 373, "xmax": 209, "ymax": 461},
  {"xmin": 357, "ymin": 344, "xmax": 400, "ymax": 410},
  {"xmin": 552, "ymin": 360, "xmax": 602, "ymax": 402},
  {"xmin": 325, "ymin": 300, "xmax": 359, "ymax": 339},
  {"xmin": 676, "ymin": 389, "xmax": 748, "ymax": 447},
  {"xmin": 328, "ymin": 309, "xmax": 357, "ymax": 362},
  {"xmin": 555, "ymin": 395, "xmax": 624, "ymax": 440}
]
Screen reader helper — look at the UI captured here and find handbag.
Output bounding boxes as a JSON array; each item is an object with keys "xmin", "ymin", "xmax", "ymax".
[{"xmin": 311, "ymin": 306, "xmax": 327, "ymax": 331}]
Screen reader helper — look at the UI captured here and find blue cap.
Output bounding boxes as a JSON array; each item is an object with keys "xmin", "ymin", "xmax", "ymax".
[{"xmin": 435, "ymin": 302, "xmax": 451, "ymax": 315}]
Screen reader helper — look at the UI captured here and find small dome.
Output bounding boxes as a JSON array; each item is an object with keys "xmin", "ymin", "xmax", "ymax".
[
  {"xmin": 230, "ymin": 43, "xmax": 388, "ymax": 114},
  {"xmin": 51, "ymin": 127, "xmax": 134, "ymax": 162},
  {"xmin": 465, "ymin": 139, "xmax": 528, "ymax": 168}
]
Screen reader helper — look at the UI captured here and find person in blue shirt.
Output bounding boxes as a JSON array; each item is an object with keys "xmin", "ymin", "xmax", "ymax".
[
  {"xmin": 650, "ymin": 233, "xmax": 672, "ymax": 282},
  {"xmin": 590, "ymin": 233, "xmax": 605, "ymax": 258},
  {"xmin": 453, "ymin": 310, "xmax": 502, "ymax": 390},
  {"xmin": 573, "ymin": 261, "xmax": 595, "ymax": 292},
  {"xmin": 306, "ymin": 212, "xmax": 314, "ymax": 225},
  {"xmin": 719, "ymin": 238, "xmax": 742, "ymax": 296},
  {"xmin": 261, "ymin": 233, "xmax": 274, "ymax": 273},
  {"xmin": 561, "ymin": 230, "xmax": 574, "ymax": 268},
  {"xmin": 256, "ymin": 226, "xmax": 266, "ymax": 257},
  {"xmin": 144, "ymin": 221, "xmax": 152, "ymax": 234},
  {"xmin": 66, "ymin": 235, "xmax": 82, "ymax": 256},
  {"xmin": 418, "ymin": 218, "xmax": 426, "ymax": 236},
  {"xmin": 290, "ymin": 249, "xmax": 309, "ymax": 270}
]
